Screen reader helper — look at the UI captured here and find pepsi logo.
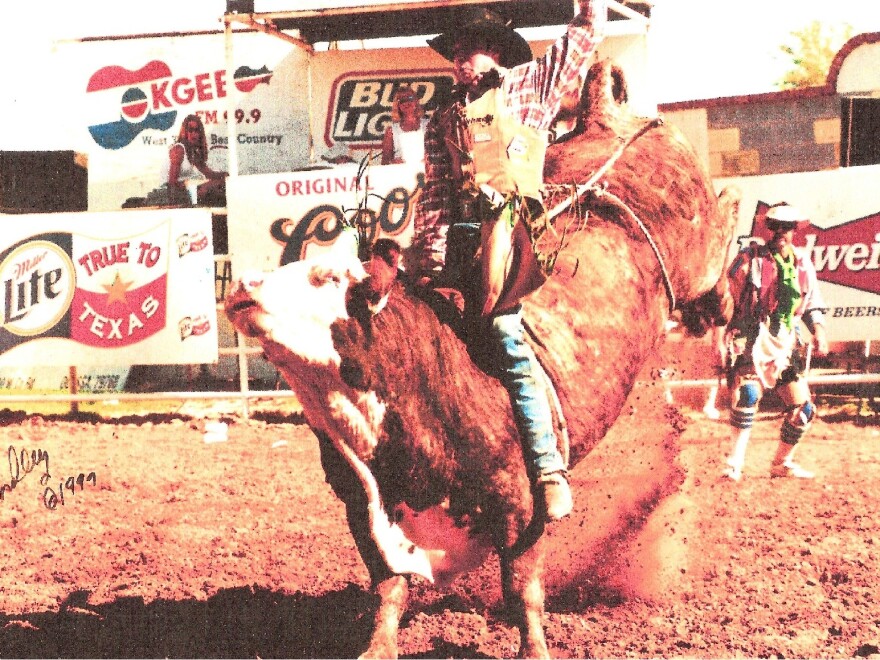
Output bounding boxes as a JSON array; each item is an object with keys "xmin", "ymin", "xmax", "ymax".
[
  {"xmin": 120, "ymin": 88, "xmax": 149, "ymax": 122},
  {"xmin": 234, "ymin": 65, "xmax": 273, "ymax": 93}
]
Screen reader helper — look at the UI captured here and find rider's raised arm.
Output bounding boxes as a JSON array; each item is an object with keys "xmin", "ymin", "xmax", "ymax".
[{"xmin": 503, "ymin": 0, "xmax": 607, "ymax": 131}]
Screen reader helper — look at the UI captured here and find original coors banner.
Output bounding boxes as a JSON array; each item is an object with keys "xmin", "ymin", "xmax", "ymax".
[
  {"xmin": 0, "ymin": 208, "xmax": 217, "ymax": 367},
  {"xmin": 226, "ymin": 162, "xmax": 420, "ymax": 274},
  {"xmin": 721, "ymin": 165, "xmax": 880, "ymax": 343}
]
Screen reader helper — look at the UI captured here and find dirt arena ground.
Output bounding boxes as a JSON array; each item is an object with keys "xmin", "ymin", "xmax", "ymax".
[{"xmin": 1, "ymin": 355, "xmax": 879, "ymax": 658}]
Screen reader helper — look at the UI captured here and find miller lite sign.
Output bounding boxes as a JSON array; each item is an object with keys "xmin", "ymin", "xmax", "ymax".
[{"xmin": 0, "ymin": 209, "xmax": 218, "ymax": 367}]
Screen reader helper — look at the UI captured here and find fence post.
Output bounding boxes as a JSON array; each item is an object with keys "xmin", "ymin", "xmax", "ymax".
[
  {"xmin": 236, "ymin": 331, "xmax": 251, "ymax": 418},
  {"xmin": 69, "ymin": 366, "xmax": 79, "ymax": 414}
]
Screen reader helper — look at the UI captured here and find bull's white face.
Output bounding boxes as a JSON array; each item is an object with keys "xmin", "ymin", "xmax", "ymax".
[
  {"xmin": 226, "ymin": 250, "xmax": 367, "ymax": 368},
  {"xmin": 225, "ymin": 248, "xmax": 389, "ymax": 462}
]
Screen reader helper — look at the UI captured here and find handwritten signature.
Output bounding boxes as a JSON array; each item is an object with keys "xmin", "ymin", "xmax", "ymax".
[
  {"xmin": 1, "ymin": 445, "xmax": 51, "ymax": 501},
  {"xmin": 2, "ymin": 444, "xmax": 97, "ymax": 510},
  {"xmin": 44, "ymin": 473, "xmax": 97, "ymax": 510}
]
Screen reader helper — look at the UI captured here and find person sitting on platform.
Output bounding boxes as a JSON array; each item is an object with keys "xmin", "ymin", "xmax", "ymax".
[{"xmin": 164, "ymin": 114, "xmax": 227, "ymax": 207}]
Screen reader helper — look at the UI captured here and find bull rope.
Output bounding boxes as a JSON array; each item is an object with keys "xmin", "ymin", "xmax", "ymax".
[
  {"xmin": 590, "ymin": 186, "xmax": 677, "ymax": 313},
  {"xmin": 541, "ymin": 117, "xmax": 676, "ymax": 313}
]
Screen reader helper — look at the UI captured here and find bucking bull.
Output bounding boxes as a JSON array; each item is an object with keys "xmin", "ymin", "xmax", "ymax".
[{"xmin": 226, "ymin": 64, "xmax": 738, "ymax": 658}]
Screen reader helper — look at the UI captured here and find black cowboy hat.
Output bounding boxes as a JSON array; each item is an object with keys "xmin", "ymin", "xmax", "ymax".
[
  {"xmin": 765, "ymin": 203, "xmax": 810, "ymax": 231},
  {"xmin": 427, "ymin": 8, "xmax": 533, "ymax": 69}
]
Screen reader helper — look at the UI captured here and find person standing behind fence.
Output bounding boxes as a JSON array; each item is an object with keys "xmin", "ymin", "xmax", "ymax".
[
  {"xmin": 722, "ymin": 202, "xmax": 829, "ymax": 481},
  {"xmin": 381, "ymin": 86, "xmax": 429, "ymax": 166}
]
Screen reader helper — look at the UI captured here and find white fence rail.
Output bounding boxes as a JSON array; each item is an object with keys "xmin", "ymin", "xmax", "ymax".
[{"xmin": 1, "ymin": 256, "xmax": 877, "ymax": 418}]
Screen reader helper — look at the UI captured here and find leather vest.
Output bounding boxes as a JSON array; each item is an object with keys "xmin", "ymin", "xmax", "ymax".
[{"xmin": 443, "ymin": 86, "xmax": 548, "ymax": 201}]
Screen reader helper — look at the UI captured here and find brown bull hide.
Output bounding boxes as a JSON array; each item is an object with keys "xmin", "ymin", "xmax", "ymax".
[{"xmin": 225, "ymin": 64, "xmax": 736, "ymax": 659}]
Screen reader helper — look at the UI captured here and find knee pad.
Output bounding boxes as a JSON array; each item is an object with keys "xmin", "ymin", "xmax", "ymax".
[
  {"xmin": 781, "ymin": 400, "xmax": 816, "ymax": 445},
  {"xmin": 730, "ymin": 380, "xmax": 760, "ymax": 430}
]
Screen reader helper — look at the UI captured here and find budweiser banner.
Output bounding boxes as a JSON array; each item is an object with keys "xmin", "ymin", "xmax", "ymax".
[
  {"xmin": 0, "ymin": 208, "xmax": 217, "ymax": 367},
  {"xmin": 720, "ymin": 165, "xmax": 880, "ymax": 342}
]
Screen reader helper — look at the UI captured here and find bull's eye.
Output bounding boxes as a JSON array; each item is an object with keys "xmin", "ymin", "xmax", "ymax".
[
  {"xmin": 309, "ymin": 266, "xmax": 344, "ymax": 288},
  {"xmin": 340, "ymin": 357, "xmax": 367, "ymax": 390},
  {"xmin": 227, "ymin": 300, "xmax": 258, "ymax": 315}
]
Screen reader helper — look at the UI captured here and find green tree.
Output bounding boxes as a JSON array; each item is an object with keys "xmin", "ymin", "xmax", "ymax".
[{"xmin": 775, "ymin": 20, "xmax": 854, "ymax": 90}]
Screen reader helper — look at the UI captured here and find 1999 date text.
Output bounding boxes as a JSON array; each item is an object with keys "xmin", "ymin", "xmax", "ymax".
[{"xmin": 44, "ymin": 473, "xmax": 97, "ymax": 510}]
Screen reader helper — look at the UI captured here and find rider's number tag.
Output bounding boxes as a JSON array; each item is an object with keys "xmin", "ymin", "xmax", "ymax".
[{"xmin": 507, "ymin": 136, "xmax": 528, "ymax": 158}]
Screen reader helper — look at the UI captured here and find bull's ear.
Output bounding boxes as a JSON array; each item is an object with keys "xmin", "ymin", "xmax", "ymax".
[
  {"xmin": 364, "ymin": 253, "xmax": 399, "ymax": 301},
  {"xmin": 345, "ymin": 280, "xmax": 378, "ymax": 340},
  {"xmin": 370, "ymin": 238, "xmax": 402, "ymax": 268}
]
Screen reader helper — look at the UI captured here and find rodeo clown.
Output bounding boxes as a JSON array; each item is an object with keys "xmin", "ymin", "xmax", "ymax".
[
  {"xmin": 403, "ymin": 0, "xmax": 606, "ymax": 519},
  {"xmin": 723, "ymin": 202, "xmax": 829, "ymax": 481}
]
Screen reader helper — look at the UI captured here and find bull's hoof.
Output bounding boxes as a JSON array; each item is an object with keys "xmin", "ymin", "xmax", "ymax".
[
  {"xmin": 519, "ymin": 638, "xmax": 551, "ymax": 659},
  {"xmin": 359, "ymin": 642, "xmax": 398, "ymax": 660}
]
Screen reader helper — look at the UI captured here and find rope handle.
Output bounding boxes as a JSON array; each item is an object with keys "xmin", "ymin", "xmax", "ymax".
[{"xmin": 542, "ymin": 117, "xmax": 675, "ymax": 312}]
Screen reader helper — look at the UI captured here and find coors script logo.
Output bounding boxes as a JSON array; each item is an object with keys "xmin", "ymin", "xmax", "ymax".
[{"xmin": 748, "ymin": 201, "xmax": 880, "ymax": 296}]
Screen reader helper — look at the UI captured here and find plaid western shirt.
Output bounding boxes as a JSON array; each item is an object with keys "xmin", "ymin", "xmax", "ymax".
[{"xmin": 408, "ymin": 0, "xmax": 607, "ymax": 275}]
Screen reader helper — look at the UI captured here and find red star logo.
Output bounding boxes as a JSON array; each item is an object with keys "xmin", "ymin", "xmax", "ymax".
[{"xmin": 102, "ymin": 272, "xmax": 134, "ymax": 306}]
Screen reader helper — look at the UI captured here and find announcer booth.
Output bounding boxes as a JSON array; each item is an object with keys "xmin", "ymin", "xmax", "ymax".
[{"xmin": 207, "ymin": 0, "xmax": 654, "ymax": 393}]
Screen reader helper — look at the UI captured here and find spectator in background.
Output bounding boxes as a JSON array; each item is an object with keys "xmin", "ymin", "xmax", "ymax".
[
  {"xmin": 381, "ymin": 86, "xmax": 428, "ymax": 166},
  {"xmin": 165, "ymin": 114, "xmax": 227, "ymax": 206},
  {"xmin": 722, "ymin": 203, "xmax": 829, "ymax": 481}
]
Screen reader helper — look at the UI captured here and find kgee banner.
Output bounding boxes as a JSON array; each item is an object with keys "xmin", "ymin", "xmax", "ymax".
[{"xmin": 56, "ymin": 32, "xmax": 309, "ymax": 211}]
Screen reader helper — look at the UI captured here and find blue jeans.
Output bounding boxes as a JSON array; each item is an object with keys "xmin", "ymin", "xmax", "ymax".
[
  {"xmin": 487, "ymin": 309, "xmax": 566, "ymax": 479},
  {"xmin": 444, "ymin": 222, "xmax": 565, "ymax": 479}
]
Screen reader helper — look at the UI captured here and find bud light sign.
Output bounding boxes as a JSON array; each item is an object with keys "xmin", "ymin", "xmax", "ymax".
[{"xmin": 326, "ymin": 72, "xmax": 454, "ymax": 149}]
